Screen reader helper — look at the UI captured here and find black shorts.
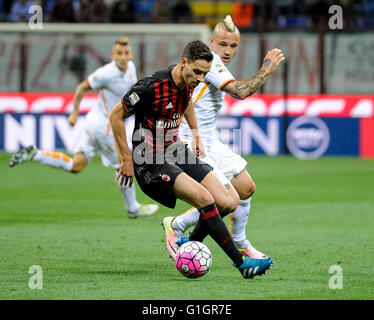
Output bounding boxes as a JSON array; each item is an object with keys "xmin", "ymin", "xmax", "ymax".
[{"xmin": 134, "ymin": 144, "xmax": 212, "ymax": 208}]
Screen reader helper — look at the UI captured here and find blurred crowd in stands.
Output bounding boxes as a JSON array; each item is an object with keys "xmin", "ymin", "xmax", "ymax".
[{"xmin": 1, "ymin": 0, "xmax": 373, "ymax": 31}]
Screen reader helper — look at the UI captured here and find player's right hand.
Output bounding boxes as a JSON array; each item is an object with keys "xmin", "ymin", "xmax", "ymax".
[
  {"xmin": 68, "ymin": 111, "xmax": 79, "ymax": 126},
  {"xmin": 116, "ymin": 160, "xmax": 134, "ymax": 187},
  {"xmin": 191, "ymin": 133, "xmax": 206, "ymax": 158}
]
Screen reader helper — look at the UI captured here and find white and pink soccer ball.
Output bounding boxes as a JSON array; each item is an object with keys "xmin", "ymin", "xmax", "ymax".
[{"xmin": 175, "ymin": 241, "xmax": 212, "ymax": 279}]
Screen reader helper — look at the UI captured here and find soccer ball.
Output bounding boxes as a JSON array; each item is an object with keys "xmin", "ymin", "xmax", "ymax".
[{"xmin": 175, "ymin": 241, "xmax": 212, "ymax": 279}]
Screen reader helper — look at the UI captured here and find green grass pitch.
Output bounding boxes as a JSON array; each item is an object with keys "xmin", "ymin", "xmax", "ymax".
[{"xmin": 0, "ymin": 153, "xmax": 373, "ymax": 300}]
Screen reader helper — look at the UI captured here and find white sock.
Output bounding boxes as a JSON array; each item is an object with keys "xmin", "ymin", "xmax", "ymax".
[
  {"xmin": 118, "ymin": 183, "xmax": 140, "ymax": 213},
  {"xmin": 172, "ymin": 207, "xmax": 200, "ymax": 236},
  {"xmin": 33, "ymin": 150, "xmax": 73, "ymax": 171},
  {"xmin": 231, "ymin": 197, "xmax": 251, "ymax": 243}
]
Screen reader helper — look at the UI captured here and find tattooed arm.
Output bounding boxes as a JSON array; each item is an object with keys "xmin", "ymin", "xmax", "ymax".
[{"xmin": 224, "ymin": 48, "xmax": 285, "ymax": 100}]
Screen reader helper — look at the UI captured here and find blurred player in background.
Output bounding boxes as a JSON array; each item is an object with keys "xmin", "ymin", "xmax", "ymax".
[
  {"xmin": 110, "ymin": 40, "xmax": 273, "ymax": 278},
  {"xmin": 9, "ymin": 37, "xmax": 158, "ymax": 218},
  {"xmin": 163, "ymin": 16, "xmax": 284, "ymax": 258}
]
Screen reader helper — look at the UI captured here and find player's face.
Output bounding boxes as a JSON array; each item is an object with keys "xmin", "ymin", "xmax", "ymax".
[
  {"xmin": 111, "ymin": 44, "xmax": 133, "ymax": 72},
  {"xmin": 210, "ymin": 30, "xmax": 240, "ymax": 65},
  {"xmin": 182, "ymin": 58, "xmax": 211, "ymax": 89}
]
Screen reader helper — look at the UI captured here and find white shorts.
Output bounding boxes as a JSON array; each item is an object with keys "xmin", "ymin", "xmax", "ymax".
[
  {"xmin": 180, "ymin": 134, "xmax": 247, "ymax": 185},
  {"xmin": 74, "ymin": 106, "xmax": 134, "ymax": 169}
]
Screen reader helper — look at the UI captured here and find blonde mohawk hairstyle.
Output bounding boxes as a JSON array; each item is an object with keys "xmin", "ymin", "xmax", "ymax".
[{"xmin": 223, "ymin": 15, "xmax": 236, "ymax": 32}]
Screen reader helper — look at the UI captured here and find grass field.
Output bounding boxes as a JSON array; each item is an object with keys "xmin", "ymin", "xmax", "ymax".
[{"xmin": 0, "ymin": 153, "xmax": 373, "ymax": 300}]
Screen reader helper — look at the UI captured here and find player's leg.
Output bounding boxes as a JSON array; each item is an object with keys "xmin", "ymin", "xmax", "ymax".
[
  {"xmin": 187, "ymin": 171, "xmax": 238, "ymax": 242},
  {"xmin": 9, "ymin": 109, "xmax": 99, "ymax": 171},
  {"xmin": 108, "ymin": 152, "xmax": 158, "ymax": 218},
  {"xmin": 230, "ymin": 168, "xmax": 256, "ymax": 200},
  {"xmin": 118, "ymin": 181, "xmax": 139, "ymax": 216},
  {"xmin": 154, "ymin": 160, "xmax": 273, "ymax": 278},
  {"xmin": 171, "ymin": 177, "xmax": 239, "ymax": 235},
  {"xmin": 200, "ymin": 141, "xmax": 267, "ymax": 259},
  {"xmin": 34, "ymin": 149, "xmax": 75, "ymax": 171},
  {"xmin": 116, "ymin": 176, "xmax": 158, "ymax": 218},
  {"xmin": 9, "ymin": 145, "xmax": 75, "ymax": 171},
  {"xmin": 172, "ymin": 172, "xmax": 244, "ymax": 268},
  {"xmin": 170, "ymin": 149, "xmax": 239, "ymax": 237},
  {"xmin": 91, "ymin": 113, "xmax": 156, "ymax": 217},
  {"xmin": 172, "ymin": 149, "xmax": 243, "ymax": 265},
  {"xmin": 157, "ymin": 157, "xmax": 239, "ymax": 263},
  {"xmin": 230, "ymin": 169, "xmax": 255, "ymax": 244},
  {"xmin": 26, "ymin": 112, "xmax": 97, "ymax": 173},
  {"xmin": 230, "ymin": 169, "xmax": 267, "ymax": 259},
  {"xmin": 71, "ymin": 152, "xmax": 88, "ymax": 173},
  {"xmin": 103, "ymin": 141, "xmax": 141, "ymax": 214},
  {"xmin": 173, "ymin": 172, "xmax": 214, "ymax": 207},
  {"xmin": 200, "ymin": 172, "xmax": 239, "ymax": 214},
  {"xmin": 173, "ymin": 171, "xmax": 273, "ymax": 278},
  {"xmin": 213, "ymin": 142, "xmax": 265, "ymax": 257}
]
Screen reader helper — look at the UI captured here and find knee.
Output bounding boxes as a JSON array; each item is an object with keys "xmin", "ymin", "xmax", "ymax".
[
  {"xmin": 224, "ymin": 202, "xmax": 239, "ymax": 216},
  {"xmin": 217, "ymin": 193, "xmax": 239, "ymax": 216},
  {"xmin": 228, "ymin": 191, "xmax": 240, "ymax": 213},
  {"xmin": 196, "ymin": 189, "xmax": 215, "ymax": 208},
  {"xmin": 239, "ymin": 180, "xmax": 256, "ymax": 200},
  {"xmin": 248, "ymin": 181, "xmax": 256, "ymax": 197}
]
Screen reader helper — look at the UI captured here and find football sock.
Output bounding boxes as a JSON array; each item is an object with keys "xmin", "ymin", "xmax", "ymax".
[
  {"xmin": 118, "ymin": 182, "xmax": 140, "ymax": 214},
  {"xmin": 190, "ymin": 203, "xmax": 243, "ymax": 267},
  {"xmin": 177, "ymin": 205, "xmax": 232, "ymax": 241},
  {"xmin": 33, "ymin": 150, "xmax": 73, "ymax": 171},
  {"xmin": 173, "ymin": 204, "xmax": 233, "ymax": 235},
  {"xmin": 188, "ymin": 204, "xmax": 225, "ymax": 243},
  {"xmin": 172, "ymin": 207, "xmax": 200, "ymax": 236},
  {"xmin": 230, "ymin": 197, "xmax": 251, "ymax": 243}
]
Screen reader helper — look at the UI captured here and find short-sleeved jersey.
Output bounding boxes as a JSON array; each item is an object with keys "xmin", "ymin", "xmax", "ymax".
[
  {"xmin": 87, "ymin": 60, "xmax": 137, "ymax": 116},
  {"xmin": 121, "ymin": 65, "xmax": 193, "ymax": 159},
  {"xmin": 179, "ymin": 52, "xmax": 235, "ymax": 139}
]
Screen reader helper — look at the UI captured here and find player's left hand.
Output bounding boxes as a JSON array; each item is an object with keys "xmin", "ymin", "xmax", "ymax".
[
  {"xmin": 262, "ymin": 48, "xmax": 285, "ymax": 74},
  {"xmin": 192, "ymin": 134, "xmax": 206, "ymax": 158}
]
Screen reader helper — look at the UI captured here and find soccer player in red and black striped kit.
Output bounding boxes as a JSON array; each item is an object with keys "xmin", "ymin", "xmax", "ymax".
[{"xmin": 110, "ymin": 40, "xmax": 273, "ymax": 278}]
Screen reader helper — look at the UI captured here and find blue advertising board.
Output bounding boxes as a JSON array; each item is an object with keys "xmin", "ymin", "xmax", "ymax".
[{"xmin": 0, "ymin": 113, "xmax": 361, "ymax": 158}]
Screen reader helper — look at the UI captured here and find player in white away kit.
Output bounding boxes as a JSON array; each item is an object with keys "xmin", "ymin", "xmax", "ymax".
[
  {"xmin": 9, "ymin": 37, "xmax": 158, "ymax": 218},
  {"xmin": 162, "ymin": 16, "xmax": 284, "ymax": 258}
]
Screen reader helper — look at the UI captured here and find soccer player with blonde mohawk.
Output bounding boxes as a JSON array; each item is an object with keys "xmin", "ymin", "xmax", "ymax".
[{"xmin": 163, "ymin": 16, "xmax": 284, "ymax": 259}]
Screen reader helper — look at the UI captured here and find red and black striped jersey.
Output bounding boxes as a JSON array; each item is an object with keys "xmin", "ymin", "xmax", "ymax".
[{"xmin": 121, "ymin": 65, "xmax": 193, "ymax": 160}]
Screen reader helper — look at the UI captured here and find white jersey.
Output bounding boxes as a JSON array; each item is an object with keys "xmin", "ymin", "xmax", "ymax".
[
  {"xmin": 179, "ymin": 52, "xmax": 235, "ymax": 139},
  {"xmin": 179, "ymin": 52, "xmax": 247, "ymax": 183},
  {"xmin": 87, "ymin": 60, "xmax": 137, "ymax": 117},
  {"xmin": 74, "ymin": 60, "xmax": 137, "ymax": 168}
]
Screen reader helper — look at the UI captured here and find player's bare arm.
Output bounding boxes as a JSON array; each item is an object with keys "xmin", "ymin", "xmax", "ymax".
[
  {"xmin": 109, "ymin": 102, "xmax": 134, "ymax": 187},
  {"xmin": 69, "ymin": 80, "xmax": 91, "ymax": 126},
  {"xmin": 183, "ymin": 99, "xmax": 206, "ymax": 158},
  {"xmin": 225, "ymin": 48, "xmax": 285, "ymax": 100}
]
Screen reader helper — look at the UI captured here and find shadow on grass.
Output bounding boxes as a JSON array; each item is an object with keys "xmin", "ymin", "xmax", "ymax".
[
  {"xmin": 82, "ymin": 269, "xmax": 146, "ymax": 277},
  {"xmin": 81, "ymin": 269, "xmax": 199, "ymax": 282}
]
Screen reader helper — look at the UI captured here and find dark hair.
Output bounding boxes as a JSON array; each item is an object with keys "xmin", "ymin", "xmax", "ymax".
[{"xmin": 182, "ymin": 40, "xmax": 213, "ymax": 62}]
